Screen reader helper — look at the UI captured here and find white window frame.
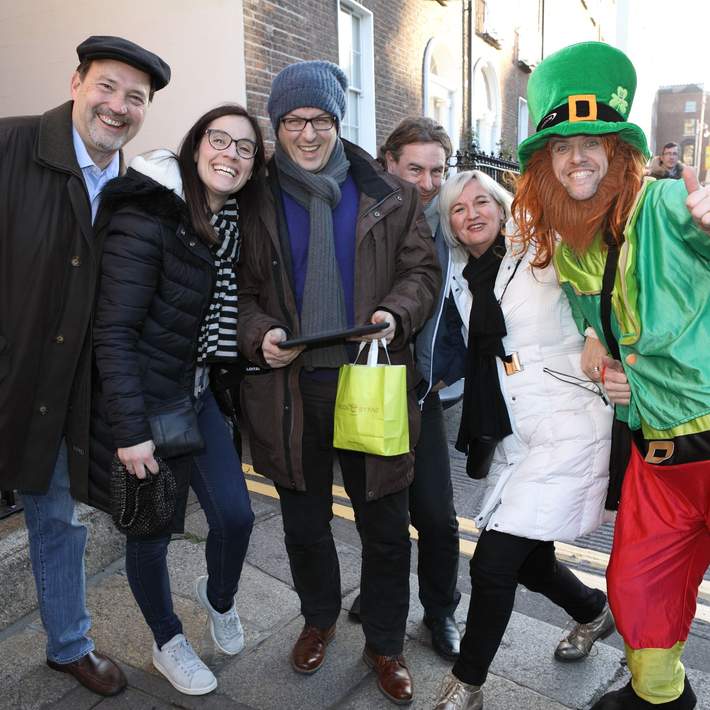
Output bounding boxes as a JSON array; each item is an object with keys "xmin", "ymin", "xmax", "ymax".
[
  {"xmin": 337, "ymin": 0, "xmax": 376, "ymax": 156},
  {"xmin": 423, "ymin": 37, "xmax": 461, "ymax": 153},
  {"xmin": 517, "ymin": 97, "xmax": 529, "ymax": 146},
  {"xmin": 470, "ymin": 57, "xmax": 501, "ymax": 155}
]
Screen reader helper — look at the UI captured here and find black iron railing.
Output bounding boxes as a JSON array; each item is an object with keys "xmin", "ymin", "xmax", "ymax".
[{"xmin": 448, "ymin": 148, "xmax": 520, "ymax": 190}]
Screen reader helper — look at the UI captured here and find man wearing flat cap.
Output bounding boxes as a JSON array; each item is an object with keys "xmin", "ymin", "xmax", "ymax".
[
  {"xmin": 0, "ymin": 35, "xmax": 170, "ymax": 696},
  {"xmin": 238, "ymin": 60, "xmax": 440, "ymax": 705},
  {"xmin": 510, "ymin": 42, "xmax": 710, "ymax": 710}
]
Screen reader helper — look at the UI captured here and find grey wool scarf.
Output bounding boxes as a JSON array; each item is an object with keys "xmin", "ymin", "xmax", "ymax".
[{"xmin": 274, "ymin": 139, "xmax": 351, "ymax": 368}]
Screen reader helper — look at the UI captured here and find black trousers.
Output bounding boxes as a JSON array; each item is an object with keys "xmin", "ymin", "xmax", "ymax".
[
  {"xmin": 409, "ymin": 391, "xmax": 460, "ymax": 617},
  {"xmin": 453, "ymin": 529, "xmax": 606, "ymax": 686},
  {"xmin": 275, "ymin": 374, "xmax": 411, "ymax": 656}
]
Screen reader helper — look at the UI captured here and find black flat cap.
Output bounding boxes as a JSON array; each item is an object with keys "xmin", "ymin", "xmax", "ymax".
[{"xmin": 76, "ymin": 35, "xmax": 171, "ymax": 91}]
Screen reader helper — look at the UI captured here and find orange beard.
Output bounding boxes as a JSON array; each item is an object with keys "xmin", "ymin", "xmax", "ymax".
[{"xmin": 513, "ymin": 135, "xmax": 646, "ymax": 267}]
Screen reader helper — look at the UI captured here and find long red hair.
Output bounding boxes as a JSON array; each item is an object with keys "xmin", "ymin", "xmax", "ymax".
[{"xmin": 512, "ymin": 135, "xmax": 646, "ymax": 267}]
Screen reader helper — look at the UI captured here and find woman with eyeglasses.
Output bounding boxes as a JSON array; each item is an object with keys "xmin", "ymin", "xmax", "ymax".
[
  {"xmin": 432, "ymin": 170, "xmax": 614, "ymax": 710},
  {"xmin": 86, "ymin": 105, "xmax": 264, "ymax": 695}
]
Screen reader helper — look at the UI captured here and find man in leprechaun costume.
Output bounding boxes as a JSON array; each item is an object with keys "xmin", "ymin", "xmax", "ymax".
[{"xmin": 513, "ymin": 42, "xmax": 710, "ymax": 709}]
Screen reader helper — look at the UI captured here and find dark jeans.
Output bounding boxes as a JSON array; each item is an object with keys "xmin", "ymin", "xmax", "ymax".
[
  {"xmin": 453, "ymin": 529, "xmax": 606, "ymax": 686},
  {"xmin": 276, "ymin": 374, "xmax": 411, "ymax": 656},
  {"xmin": 126, "ymin": 389, "xmax": 254, "ymax": 648},
  {"xmin": 410, "ymin": 391, "xmax": 460, "ymax": 617}
]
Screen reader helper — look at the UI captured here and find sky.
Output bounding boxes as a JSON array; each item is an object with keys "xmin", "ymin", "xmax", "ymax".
[{"xmin": 619, "ymin": 0, "xmax": 710, "ymax": 142}]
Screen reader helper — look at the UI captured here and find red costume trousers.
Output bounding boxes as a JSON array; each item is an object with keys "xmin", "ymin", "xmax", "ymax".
[{"xmin": 608, "ymin": 444, "xmax": 710, "ymax": 650}]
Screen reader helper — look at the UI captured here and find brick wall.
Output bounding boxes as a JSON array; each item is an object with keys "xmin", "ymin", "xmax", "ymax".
[
  {"xmin": 242, "ymin": 0, "xmax": 339, "ymax": 145},
  {"xmin": 243, "ymin": 0, "xmax": 463, "ymax": 151}
]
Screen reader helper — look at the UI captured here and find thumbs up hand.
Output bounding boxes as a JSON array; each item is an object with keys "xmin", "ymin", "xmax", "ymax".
[{"xmin": 683, "ymin": 165, "xmax": 710, "ymax": 233}]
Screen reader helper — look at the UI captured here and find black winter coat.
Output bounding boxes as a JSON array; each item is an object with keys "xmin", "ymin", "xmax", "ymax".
[
  {"xmin": 0, "ymin": 102, "xmax": 122, "ymax": 495},
  {"xmin": 85, "ymin": 168, "xmax": 215, "ymax": 512}
]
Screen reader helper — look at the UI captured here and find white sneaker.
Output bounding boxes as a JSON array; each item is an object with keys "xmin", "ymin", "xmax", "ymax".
[
  {"xmin": 152, "ymin": 633, "xmax": 217, "ymax": 695},
  {"xmin": 195, "ymin": 575, "xmax": 245, "ymax": 655}
]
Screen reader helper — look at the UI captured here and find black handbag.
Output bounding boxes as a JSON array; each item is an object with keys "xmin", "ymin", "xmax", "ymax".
[
  {"xmin": 110, "ymin": 455, "xmax": 176, "ymax": 537},
  {"xmin": 148, "ymin": 395, "xmax": 204, "ymax": 459}
]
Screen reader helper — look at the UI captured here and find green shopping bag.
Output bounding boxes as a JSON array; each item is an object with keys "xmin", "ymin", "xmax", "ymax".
[{"xmin": 333, "ymin": 339, "xmax": 409, "ymax": 456}]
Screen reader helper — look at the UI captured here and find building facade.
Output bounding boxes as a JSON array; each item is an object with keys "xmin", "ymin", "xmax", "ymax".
[
  {"xmin": 1, "ymin": 0, "xmax": 616, "ymax": 164},
  {"xmin": 243, "ymin": 0, "xmax": 616, "ymax": 161}
]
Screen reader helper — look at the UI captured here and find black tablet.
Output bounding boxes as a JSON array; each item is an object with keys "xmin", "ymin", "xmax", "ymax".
[{"xmin": 277, "ymin": 322, "xmax": 389, "ymax": 349}]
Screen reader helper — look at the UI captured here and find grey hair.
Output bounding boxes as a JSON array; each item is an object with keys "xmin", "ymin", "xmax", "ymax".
[{"xmin": 439, "ymin": 170, "xmax": 513, "ymax": 256}]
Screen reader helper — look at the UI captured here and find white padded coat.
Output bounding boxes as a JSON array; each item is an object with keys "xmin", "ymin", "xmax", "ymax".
[{"xmin": 452, "ymin": 239, "xmax": 612, "ymax": 543}]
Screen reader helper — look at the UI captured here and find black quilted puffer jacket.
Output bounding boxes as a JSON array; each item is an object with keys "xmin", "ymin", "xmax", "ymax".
[{"xmin": 84, "ymin": 157, "xmax": 215, "ymax": 512}]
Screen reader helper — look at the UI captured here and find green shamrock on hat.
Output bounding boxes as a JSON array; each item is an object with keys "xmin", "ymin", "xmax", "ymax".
[{"xmin": 610, "ymin": 86, "xmax": 629, "ymax": 116}]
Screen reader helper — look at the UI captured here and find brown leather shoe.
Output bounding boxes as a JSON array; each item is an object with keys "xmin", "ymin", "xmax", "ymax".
[
  {"xmin": 290, "ymin": 624, "xmax": 336, "ymax": 674},
  {"xmin": 363, "ymin": 645, "xmax": 413, "ymax": 705},
  {"xmin": 47, "ymin": 650, "xmax": 127, "ymax": 696}
]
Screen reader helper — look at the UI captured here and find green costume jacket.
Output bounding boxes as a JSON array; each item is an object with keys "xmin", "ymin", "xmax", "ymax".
[{"xmin": 554, "ymin": 177, "xmax": 710, "ymax": 439}]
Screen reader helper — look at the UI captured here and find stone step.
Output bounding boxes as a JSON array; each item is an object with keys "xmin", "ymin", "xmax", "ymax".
[{"xmin": 0, "ymin": 504, "xmax": 125, "ymax": 633}]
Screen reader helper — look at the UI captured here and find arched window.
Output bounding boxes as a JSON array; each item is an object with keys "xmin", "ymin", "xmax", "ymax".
[
  {"xmin": 423, "ymin": 37, "xmax": 461, "ymax": 152},
  {"xmin": 471, "ymin": 58, "xmax": 501, "ymax": 154}
]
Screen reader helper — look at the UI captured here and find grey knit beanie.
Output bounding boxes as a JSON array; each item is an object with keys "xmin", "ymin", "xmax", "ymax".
[{"xmin": 268, "ymin": 61, "xmax": 348, "ymax": 131}]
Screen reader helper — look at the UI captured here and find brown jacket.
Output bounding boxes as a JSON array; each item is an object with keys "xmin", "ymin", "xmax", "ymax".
[{"xmin": 238, "ymin": 140, "xmax": 441, "ymax": 500}]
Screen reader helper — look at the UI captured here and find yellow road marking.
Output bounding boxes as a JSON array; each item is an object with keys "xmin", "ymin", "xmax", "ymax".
[{"xmin": 242, "ymin": 466, "xmax": 710, "ymax": 614}]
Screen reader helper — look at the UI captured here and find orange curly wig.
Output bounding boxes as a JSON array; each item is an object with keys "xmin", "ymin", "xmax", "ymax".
[{"xmin": 512, "ymin": 135, "xmax": 646, "ymax": 268}]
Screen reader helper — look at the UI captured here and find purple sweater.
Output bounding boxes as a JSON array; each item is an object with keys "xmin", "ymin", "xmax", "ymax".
[{"xmin": 281, "ymin": 173, "xmax": 359, "ymax": 328}]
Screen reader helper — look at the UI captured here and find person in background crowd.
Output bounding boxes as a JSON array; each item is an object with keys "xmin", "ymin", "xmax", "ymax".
[
  {"xmin": 349, "ymin": 117, "xmax": 464, "ymax": 662},
  {"xmin": 0, "ymin": 35, "xmax": 169, "ymax": 697},
  {"xmin": 513, "ymin": 41, "xmax": 710, "ymax": 709},
  {"xmin": 237, "ymin": 60, "xmax": 440, "ymax": 706},
  {"xmin": 87, "ymin": 105, "xmax": 261, "ymax": 695},
  {"xmin": 432, "ymin": 170, "xmax": 613, "ymax": 710},
  {"xmin": 647, "ymin": 141, "xmax": 683, "ymax": 179}
]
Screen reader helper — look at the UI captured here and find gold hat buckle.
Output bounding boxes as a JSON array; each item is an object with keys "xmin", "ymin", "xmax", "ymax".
[{"xmin": 568, "ymin": 94, "xmax": 598, "ymax": 122}]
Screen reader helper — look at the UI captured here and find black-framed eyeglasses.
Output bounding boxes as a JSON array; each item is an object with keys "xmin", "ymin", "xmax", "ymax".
[
  {"xmin": 280, "ymin": 115, "xmax": 336, "ymax": 132},
  {"xmin": 205, "ymin": 129, "xmax": 258, "ymax": 159}
]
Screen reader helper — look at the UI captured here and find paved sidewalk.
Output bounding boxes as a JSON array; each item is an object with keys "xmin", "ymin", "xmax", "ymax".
[{"xmin": 1, "ymin": 482, "xmax": 709, "ymax": 709}]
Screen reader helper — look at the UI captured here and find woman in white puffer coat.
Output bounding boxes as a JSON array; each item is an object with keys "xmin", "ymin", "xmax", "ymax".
[{"xmin": 433, "ymin": 170, "xmax": 614, "ymax": 710}]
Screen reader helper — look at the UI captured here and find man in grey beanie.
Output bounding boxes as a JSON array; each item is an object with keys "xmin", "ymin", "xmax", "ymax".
[{"xmin": 238, "ymin": 60, "xmax": 440, "ymax": 705}]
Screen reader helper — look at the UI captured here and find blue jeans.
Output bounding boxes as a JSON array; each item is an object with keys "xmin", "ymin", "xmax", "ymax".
[
  {"xmin": 22, "ymin": 441, "xmax": 94, "ymax": 663},
  {"xmin": 125, "ymin": 389, "xmax": 254, "ymax": 648}
]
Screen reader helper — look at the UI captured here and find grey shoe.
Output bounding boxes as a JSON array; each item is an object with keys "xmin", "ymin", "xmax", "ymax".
[
  {"xmin": 555, "ymin": 603, "xmax": 615, "ymax": 661},
  {"xmin": 195, "ymin": 575, "xmax": 245, "ymax": 656},
  {"xmin": 433, "ymin": 672, "xmax": 483, "ymax": 710}
]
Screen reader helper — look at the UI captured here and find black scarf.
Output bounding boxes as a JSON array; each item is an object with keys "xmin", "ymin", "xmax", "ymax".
[{"xmin": 455, "ymin": 233, "xmax": 513, "ymax": 478}]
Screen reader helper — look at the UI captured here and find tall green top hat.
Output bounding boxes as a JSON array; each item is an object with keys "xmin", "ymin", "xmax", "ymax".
[{"xmin": 517, "ymin": 41, "xmax": 650, "ymax": 171}]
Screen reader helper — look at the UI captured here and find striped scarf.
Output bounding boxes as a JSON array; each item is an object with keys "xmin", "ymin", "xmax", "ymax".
[{"xmin": 197, "ymin": 197, "xmax": 240, "ymax": 362}]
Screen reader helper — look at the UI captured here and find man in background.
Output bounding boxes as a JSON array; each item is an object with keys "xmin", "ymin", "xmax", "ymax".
[
  {"xmin": 648, "ymin": 141, "xmax": 683, "ymax": 179},
  {"xmin": 350, "ymin": 117, "xmax": 464, "ymax": 662}
]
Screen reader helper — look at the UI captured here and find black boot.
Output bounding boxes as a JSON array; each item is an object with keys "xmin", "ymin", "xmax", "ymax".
[{"xmin": 591, "ymin": 677, "xmax": 696, "ymax": 709}]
